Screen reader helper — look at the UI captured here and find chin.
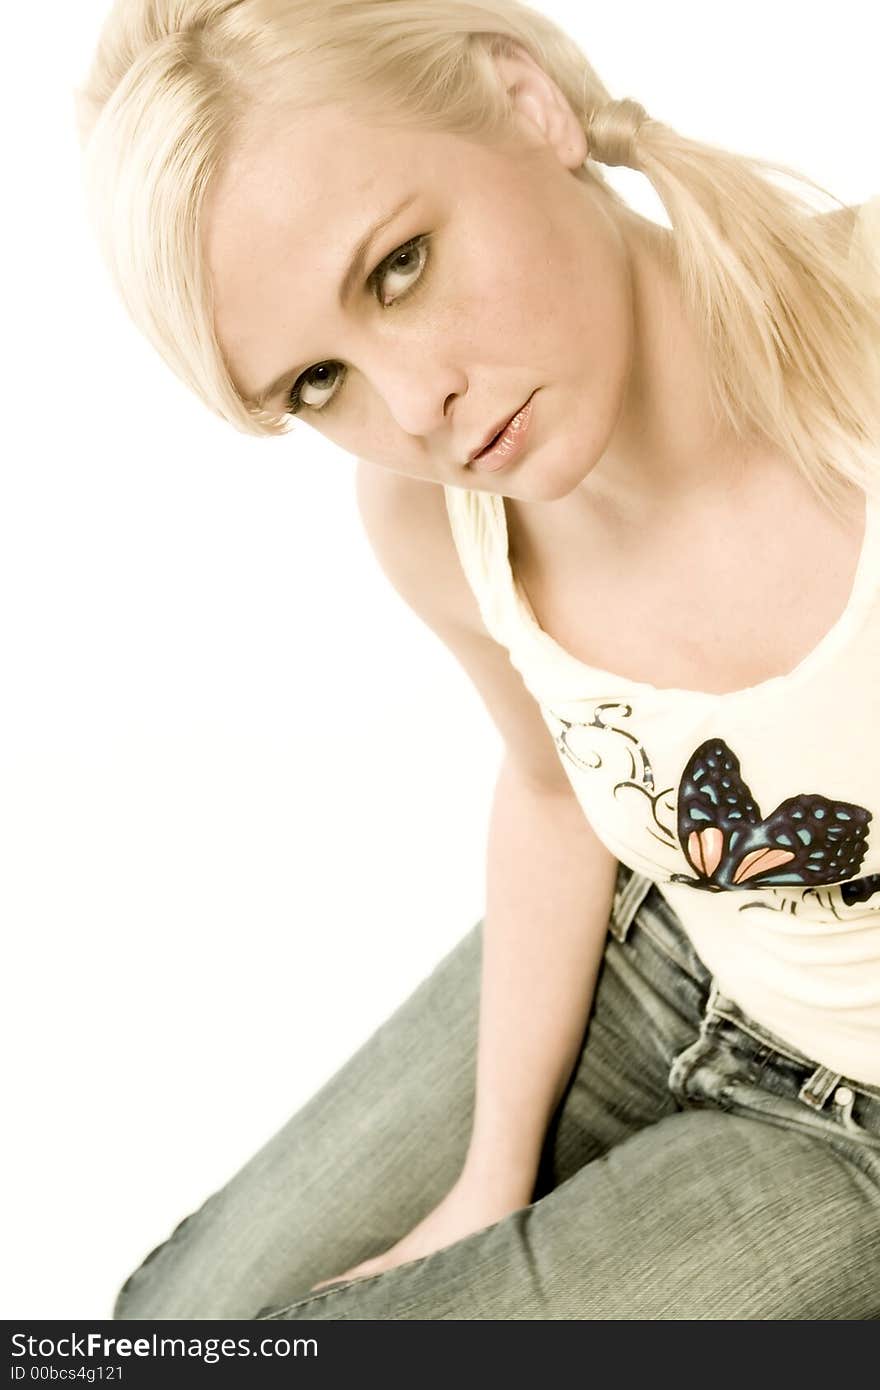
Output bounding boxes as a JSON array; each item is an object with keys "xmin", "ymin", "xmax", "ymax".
[{"xmin": 509, "ymin": 449, "xmax": 602, "ymax": 504}]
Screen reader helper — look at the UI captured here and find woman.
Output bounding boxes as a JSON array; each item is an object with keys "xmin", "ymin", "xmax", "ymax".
[{"xmin": 76, "ymin": 0, "xmax": 880, "ymax": 1319}]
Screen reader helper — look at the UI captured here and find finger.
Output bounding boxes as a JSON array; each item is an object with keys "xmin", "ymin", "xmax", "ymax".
[{"xmin": 309, "ymin": 1274, "xmax": 350, "ymax": 1291}]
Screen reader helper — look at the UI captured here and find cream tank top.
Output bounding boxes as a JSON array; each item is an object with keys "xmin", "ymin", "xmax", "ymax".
[{"xmin": 443, "ymin": 196, "xmax": 880, "ymax": 1085}]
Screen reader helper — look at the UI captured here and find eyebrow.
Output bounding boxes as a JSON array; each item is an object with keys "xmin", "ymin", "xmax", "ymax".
[{"xmin": 247, "ymin": 193, "xmax": 419, "ymax": 410}]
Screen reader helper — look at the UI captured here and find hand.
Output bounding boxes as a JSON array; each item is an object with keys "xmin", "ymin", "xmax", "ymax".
[{"xmin": 309, "ymin": 1166, "xmax": 534, "ymax": 1292}]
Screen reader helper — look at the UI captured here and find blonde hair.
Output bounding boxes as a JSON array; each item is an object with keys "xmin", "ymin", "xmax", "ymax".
[{"xmin": 76, "ymin": 0, "xmax": 880, "ymax": 516}]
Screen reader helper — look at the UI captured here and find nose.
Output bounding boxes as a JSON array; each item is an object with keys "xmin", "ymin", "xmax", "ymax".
[{"xmin": 365, "ymin": 348, "xmax": 468, "ymax": 441}]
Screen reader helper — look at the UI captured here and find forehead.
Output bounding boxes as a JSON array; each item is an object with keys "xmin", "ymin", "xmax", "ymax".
[{"xmin": 202, "ymin": 107, "xmax": 471, "ymax": 401}]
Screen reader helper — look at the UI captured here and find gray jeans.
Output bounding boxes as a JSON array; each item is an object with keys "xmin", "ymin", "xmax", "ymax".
[{"xmin": 113, "ymin": 867, "xmax": 880, "ymax": 1319}]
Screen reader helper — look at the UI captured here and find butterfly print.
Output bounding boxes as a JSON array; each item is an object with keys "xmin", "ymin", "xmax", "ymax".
[{"xmin": 669, "ymin": 739, "xmax": 871, "ymax": 892}]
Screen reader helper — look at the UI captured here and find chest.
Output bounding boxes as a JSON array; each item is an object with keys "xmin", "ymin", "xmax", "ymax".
[{"xmin": 504, "ymin": 477, "xmax": 866, "ymax": 696}]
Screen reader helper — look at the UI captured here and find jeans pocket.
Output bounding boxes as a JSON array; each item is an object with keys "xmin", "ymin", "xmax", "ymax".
[
  {"xmin": 672, "ymin": 991, "xmax": 880, "ymax": 1174},
  {"xmin": 611, "ymin": 866, "xmax": 714, "ymax": 996}
]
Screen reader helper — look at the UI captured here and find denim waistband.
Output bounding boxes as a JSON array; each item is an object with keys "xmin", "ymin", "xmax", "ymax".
[{"xmin": 609, "ymin": 862, "xmax": 880, "ymax": 1127}]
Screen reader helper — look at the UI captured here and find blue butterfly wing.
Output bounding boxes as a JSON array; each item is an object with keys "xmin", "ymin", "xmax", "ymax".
[
  {"xmin": 674, "ymin": 738, "xmax": 872, "ymax": 890},
  {"xmin": 747, "ymin": 795, "xmax": 872, "ymax": 886},
  {"xmin": 676, "ymin": 739, "xmax": 762, "ymax": 884}
]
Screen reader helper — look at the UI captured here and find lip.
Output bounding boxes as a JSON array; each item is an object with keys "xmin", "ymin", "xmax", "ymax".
[{"xmin": 466, "ymin": 393, "xmax": 536, "ymax": 473}]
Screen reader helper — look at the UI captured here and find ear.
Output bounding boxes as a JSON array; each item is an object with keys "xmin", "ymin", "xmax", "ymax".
[{"xmin": 490, "ymin": 41, "xmax": 587, "ymax": 171}]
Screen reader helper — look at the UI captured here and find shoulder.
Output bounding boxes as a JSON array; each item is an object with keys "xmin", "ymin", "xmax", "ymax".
[
  {"xmin": 354, "ymin": 458, "xmax": 484, "ymax": 635},
  {"xmin": 354, "ymin": 459, "xmax": 576, "ymax": 795},
  {"xmin": 355, "ymin": 455, "xmax": 450, "ymax": 525}
]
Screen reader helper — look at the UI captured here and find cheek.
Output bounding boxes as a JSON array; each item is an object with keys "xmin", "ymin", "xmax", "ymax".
[
  {"xmin": 309, "ymin": 402, "xmax": 402, "ymax": 469},
  {"xmin": 461, "ymin": 222, "xmax": 625, "ymax": 362},
  {"xmin": 440, "ymin": 255, "xmax": 544, "ymax": 353},
  {"xmin": 551, "ymin": 244, "xmax": 633, "ymax": 381}
]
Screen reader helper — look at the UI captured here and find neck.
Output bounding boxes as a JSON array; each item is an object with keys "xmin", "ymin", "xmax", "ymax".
[{"xmin": 583, "ymin": 212, "xmax": 769, "ymax": 521}]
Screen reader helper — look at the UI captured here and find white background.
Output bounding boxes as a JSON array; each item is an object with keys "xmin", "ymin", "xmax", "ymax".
[{"xmin": 2, "ymin": 1, "xmax": 876, "ymax": 1318}]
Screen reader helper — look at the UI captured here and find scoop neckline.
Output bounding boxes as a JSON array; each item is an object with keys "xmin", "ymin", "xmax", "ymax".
[{"xmin": 491, "ymin": 484, "xmax": 880, "ymax": 703}]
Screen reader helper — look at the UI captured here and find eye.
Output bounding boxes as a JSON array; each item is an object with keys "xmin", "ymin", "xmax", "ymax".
[
  {"xmin": 286, "ymin": 234, "xmax": 431, "ymax": 415},
  {"xmin": 373, "ymin": 234, "xmax": 430, "ymax": 309},
  {"xmin": 288, "ymin": 361, "xmax": 344, "ymax": 414}
]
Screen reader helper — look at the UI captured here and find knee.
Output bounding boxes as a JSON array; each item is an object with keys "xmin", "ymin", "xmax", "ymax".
[
  {"xmin": 112, "ymin": 1268, "xmax": 143, "ymax": 1320},
  {"xmin": 112, "ymin": 1258, "xmax": 162, "ymax": 1320},
  {"xmin": 112, "ymin": 1241, "xmax": 174, "ymax": 1320},
  {"xmin": 111, "ymin": 1210, "xmax": 198, "ymax": 1320}
]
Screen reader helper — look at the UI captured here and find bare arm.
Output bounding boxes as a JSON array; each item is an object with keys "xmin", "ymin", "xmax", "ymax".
[
  {"xmin": 355, "ymin": 464, "xmax": 619, "ymax": 1194},
  {"xmin": 312, "ymin": 747, "xmax": 618, "ymax": 1288},
  {"xmin": 462, "ymin": 755, "xmax": 618, "ymax": 1189},
  {"xmin": 308, "ymin": 466, "xmax": 621, "ymax": 1285}
]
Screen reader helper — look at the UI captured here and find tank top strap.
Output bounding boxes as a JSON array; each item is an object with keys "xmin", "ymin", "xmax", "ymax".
[{"xmin": 443, "ymin": 482, "xmax": 519, "ymax": 648}]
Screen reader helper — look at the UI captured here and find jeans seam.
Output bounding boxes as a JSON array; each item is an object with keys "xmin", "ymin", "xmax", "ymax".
[{"xmin": 610, "ymin": 868, "xmax": 654, "ymax": 942}]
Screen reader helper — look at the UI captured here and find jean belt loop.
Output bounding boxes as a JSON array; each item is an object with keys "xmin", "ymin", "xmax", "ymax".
[
  {"xmin": 798, "ymin": 1064, "xmax": 844, "ymax": 1111},
  {"xmin": 609, "ymin": 867, "xmax": 653, "ymax": 943}
]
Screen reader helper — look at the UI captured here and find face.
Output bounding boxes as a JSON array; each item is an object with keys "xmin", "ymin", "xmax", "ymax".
[{"xmin": 203, "ymin": 49, "xmax": 638, "ymax": 501}]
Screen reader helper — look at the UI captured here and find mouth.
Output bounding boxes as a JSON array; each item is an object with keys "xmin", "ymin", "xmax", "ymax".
[{"xmin": 467, "ymin": 392, "xmax": 536, "ymax": 473}]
